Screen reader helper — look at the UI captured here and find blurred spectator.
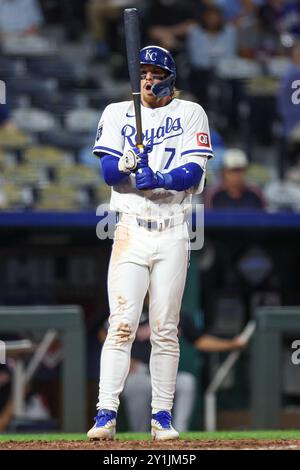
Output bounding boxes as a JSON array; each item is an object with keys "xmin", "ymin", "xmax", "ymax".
[
  {"xmin": 259, "ymin": 0, "xmax": 300, "ymax": 43},
  {"xmin": 58, "ymin": 0, "xmax": 87, "ymax": 41},
  {"xmin": 212, "ymin": 0, "xmax": 265, "ymax": 23},
  {"xmin": 122, "ymin": 309, "xmax": 247, "ymax": 432},
  {"xmin": 143, "ymin": 0, "xmax": 195, "ymax": 54},
  {"xmin": 208, "ymin": 1, "xmax": 283, "ymax": 59},
  {"xmin": 86, "ymin": 0, "xmax": 121, "ymax": 57},
  {"xmin": 0, "ymin": 0, "xmax": 43, "ymax": 39},
  {"xmin": 40, "ymin": 0, "xmax": 88, "ymax": 41},
  {"xmin": 186, "ymin": 4, "xmax": 237, "ymax": 108},
  {"xmin": 86, "ymin": 0, "xmax": 144, "ymax": 57},
  {"xmin": 264, "ymin": 175, "xmax": 300, "ymax": 211},
  {"xmin": 205, "ymin": 148, "xmax": 265, "ymax": 209},
  {"xmin": 236, "ymin": 1, "xmax": 277, "ymax": 59}
]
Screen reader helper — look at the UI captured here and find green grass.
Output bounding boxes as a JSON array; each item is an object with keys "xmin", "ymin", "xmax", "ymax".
[{"xmin": 0, "ymin": 430, "xmax": 300, "ymax": 442}]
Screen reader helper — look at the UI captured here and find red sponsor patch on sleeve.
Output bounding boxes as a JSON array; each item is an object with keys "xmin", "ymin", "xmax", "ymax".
[{"xmin": 196, "ymin": 132, "xmax": 210, "ymax": 148}]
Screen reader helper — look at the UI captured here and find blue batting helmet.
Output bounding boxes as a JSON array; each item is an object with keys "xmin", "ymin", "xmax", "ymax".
[{"xmin": 140, "ymin": 45, "xmax": 176, "ymax": 98}]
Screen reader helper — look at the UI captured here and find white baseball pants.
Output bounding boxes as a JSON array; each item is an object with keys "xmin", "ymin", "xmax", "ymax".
[{"xmin": 97, "ymin": 219, "xmax": 189, "ymax": 413}]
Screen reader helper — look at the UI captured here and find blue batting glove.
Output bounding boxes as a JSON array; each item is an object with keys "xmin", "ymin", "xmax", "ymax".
[
  {"xmin": 133, "ymin": 145, "xmax": 152, "ymax": 170},
  {"xmin": 136, "ymin": 167, "xmax": 160, "ymax": 190},
  {"xmin": 136, "ymin": 167, "xmax": 172, "ymax": 190}
]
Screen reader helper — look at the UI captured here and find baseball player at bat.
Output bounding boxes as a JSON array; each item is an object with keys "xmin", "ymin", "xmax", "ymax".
[{"xmin": 87, "ymin": 45, "xmax": 213, "ymax": 440}]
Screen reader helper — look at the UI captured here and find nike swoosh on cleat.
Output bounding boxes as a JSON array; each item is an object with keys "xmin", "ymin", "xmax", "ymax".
[{"xmin": 126, "ymin": 113, "xmax": 135, "ymax": 118}]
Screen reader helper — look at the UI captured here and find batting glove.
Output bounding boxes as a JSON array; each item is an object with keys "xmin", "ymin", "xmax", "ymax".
[
  {"xmin": 118, "ymin": 145, "xmax": 152, "ymax": 174},
  {"xmin": 118, "ymin": 148, "xmax": 139, "ymax": 173},
  {"xmin": 135, "ymin": 167, "xmax": 173, "ymax": 190},
  {"xmin": 136, "ymin": 145, "xmax": 152, "ymax": 170}
]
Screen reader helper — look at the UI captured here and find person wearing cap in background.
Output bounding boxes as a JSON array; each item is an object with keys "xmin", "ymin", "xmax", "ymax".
[{"xmin": 205, "ymin": 148, "xmax": 265, "ymax": 210}]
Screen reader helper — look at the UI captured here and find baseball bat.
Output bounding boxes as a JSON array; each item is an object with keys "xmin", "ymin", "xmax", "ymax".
[{"xmin": 124, "ymin": 8, "xmax": 143, "ymax": 148}]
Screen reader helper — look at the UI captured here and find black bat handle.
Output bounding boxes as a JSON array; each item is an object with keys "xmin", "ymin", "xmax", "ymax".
[
  {"xmin": 124, "ymin": 8, "xmax": 143, "ymax": 147},
  {"xmin": 132, "ymin": 93, "xmax": 143, "ymax": 147}
]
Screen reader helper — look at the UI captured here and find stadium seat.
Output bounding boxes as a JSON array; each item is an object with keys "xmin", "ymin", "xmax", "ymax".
[
  {"xmin": 37, "ymin": 129, "xmax": 89, "ymax": 152},
  {"xmin": 31, "ymin": 91, "xmax": 84, "ymax": 115},
  {"xmin": 7, "ymin": 75, "xmax": 57, "ymax": 98},
  {"xmin": 35, "ymin": 184, "xmax": 79, "ymax": 210},
  {"xmin": 2, "ymin": 35, "xmax": 56, "ymax": 56},
  {"xmin": 245, "ymin": 76, "xmax": 279, "ymax": 97},
  {"xmin": 0, "ymin": 150, "xmax": 8, "ymax": 170},
  {"xmin": 27, "ymin": 56, "xmax": 78, "ymax": 80},
  {"xmin": 4, "ymin": 164, "xmax": 42, "ymax": 186},
  {"xmin": 0, "ymin": 128, "xmax": 29, "ymax": 151},
  {"xmin": 12, "ymin": 108, "xmax": 57, "ymax": 133},
  {"xmin": 64, "ymin": 108, "xmax": 99, "ymax": 133},
  {"xmin": 290, "ymin": 123, "xmax": 300, "ymax": 143},
  {"xmin": 0, "ymin": 183, "xmax": 33, "ymax": 209},
  {"xmin": 246, "ymin": 163, "xmax": 273, "ymax": 187},
  {"xmin": 57, "ymin": 165, "xmax": 101, "ymax": 187},
  {"xmin": 0, "ymin": 57, "xmax": 27, "ymax": 80},
  {"xmin": 266, "ymin": 57, "xmax": 290, "ymax": 79},
  {"xmin": 216, "ymin": 58, "xmax": 262, "ymax": 80},
  {"xmin": 23, "ymin": 145, "xmax": 68, "ymax": 168}
]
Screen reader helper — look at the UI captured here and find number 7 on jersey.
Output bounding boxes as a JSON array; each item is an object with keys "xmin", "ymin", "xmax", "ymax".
[{"xmin": 164, "ymin": 148, "xmax": 176, "ymax": 170}]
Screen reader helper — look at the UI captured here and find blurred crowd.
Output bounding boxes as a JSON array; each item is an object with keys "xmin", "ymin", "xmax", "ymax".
[
  {"xmin": 0, "ymin": 0, "xmax": 300, "ymax": 211},
  {"xmin": 1, "ymin": 0, "xmax": 300, "ymax": 433}
]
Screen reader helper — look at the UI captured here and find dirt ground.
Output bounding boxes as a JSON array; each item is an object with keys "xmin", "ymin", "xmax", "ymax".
[{"xmin": 0, "ymin": 439, "xmax": 300, "ymax": 450}]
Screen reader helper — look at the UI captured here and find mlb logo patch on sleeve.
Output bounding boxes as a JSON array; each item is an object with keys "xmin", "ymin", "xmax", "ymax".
[
  {"xmin": 196, "ymin": 132, "xmax": 210, "ymax": 148},
  {"xmin": 96, "ymin": 122, "xmax": 104, "ymax": 141}
]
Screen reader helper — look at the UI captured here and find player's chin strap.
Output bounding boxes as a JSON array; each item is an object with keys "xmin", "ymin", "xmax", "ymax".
[{"xmin": 151, "ymin": 75, "xmax": 175, "ymax": 98}]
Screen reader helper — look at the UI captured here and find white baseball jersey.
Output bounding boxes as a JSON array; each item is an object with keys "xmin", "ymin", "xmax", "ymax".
[{"xmin": 93, "ymin": 98, "xmax": 213, "ymax": 217}]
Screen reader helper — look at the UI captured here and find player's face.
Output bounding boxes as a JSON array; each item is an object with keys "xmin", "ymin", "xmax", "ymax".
[{"xmin": 140, "ymin": 64, "xmax": 172, "ymax": 108}]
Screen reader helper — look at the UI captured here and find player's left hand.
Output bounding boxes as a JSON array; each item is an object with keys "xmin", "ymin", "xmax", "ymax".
[
  {"xmin": 135, "ymin": 144, "xmax": 152, "ymax": 170},
  {"xmin": 135, "ymin": 167, "xmax": 164, "ymax": 190}
]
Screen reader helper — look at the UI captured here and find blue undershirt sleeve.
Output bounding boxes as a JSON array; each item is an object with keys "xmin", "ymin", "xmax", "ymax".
[
  {"xmin": 161, "ymin": 162, "xmax": 203, "ymax": 191},
  {"xmin": 100, "ymin": 154, "xmax": 128, "ymax": 186}
]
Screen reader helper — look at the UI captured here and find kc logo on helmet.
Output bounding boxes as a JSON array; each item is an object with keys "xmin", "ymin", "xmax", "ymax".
[
  {"xmin": 196, "ymin": 132, "xmax": 210, "ymax": 148},
  {"xmin": 145, "ymin": 50, "xmax": 157, "ymax": 61}
]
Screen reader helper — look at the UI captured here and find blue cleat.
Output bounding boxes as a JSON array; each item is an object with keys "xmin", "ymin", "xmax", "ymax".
[
  {"xmin": 151, "ymin": 410, "xmax": 179, "ymax": 440},
  {"xmin": 87, "ymin": 409, "xmax": 117, "ymax": 440}
]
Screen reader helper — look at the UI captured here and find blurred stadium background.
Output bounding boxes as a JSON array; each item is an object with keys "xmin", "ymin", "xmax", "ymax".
[{"xmin": 1, "ymin": 0, "xmax": 300, "ymax": 435}]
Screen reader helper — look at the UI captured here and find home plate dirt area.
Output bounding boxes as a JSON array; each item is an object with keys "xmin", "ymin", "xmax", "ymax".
[{"xmin": 0, "ymin": 439, "xmax": 300, "ymax": 450}]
